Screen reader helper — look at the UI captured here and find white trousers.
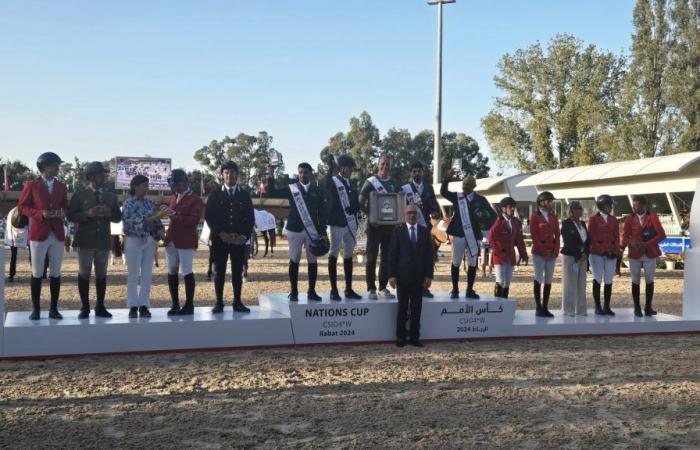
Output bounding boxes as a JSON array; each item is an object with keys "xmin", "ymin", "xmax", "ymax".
[
  {"xmin": 125, "ymin": 236, "xmax": 156, "ymax": 307},
  {"xmin": 451, "ymin": 235, "xmax": 478, "ymax": 267},
  {"xmin": 329, "ymin": 225, "xmax": 356, "ymax": 258},
  {"xmin": 287, "ymin": 229, "xmax": 316, "ymax": 263},
  {"xmin": 165, "ymin": 243, "xmax": 194, "ymax": 276},
  {"xmin": 29, "ymin": 233, "xmax": 63, "ymax": 278},
  {"xmin": 561, "ymin": 255, "xmax": 587, "ymax": 316},
  {"xmin": 533, "ymin": 254, "xmax": 556, "ymax": 284},
  {"xmin": 589, "ymin": 254, "xmax": 616, "ymax": 284},
  {"xmin": 629, "ymin": 257, "xmax": 656, "ymax": 284},
  {"xmin": 495, "ymin": 264, "xmax": 515, "ymax": 287}
]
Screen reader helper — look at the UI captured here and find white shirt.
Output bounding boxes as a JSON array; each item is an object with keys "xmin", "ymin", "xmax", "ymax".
[
  {"xmin": 505, "ymin": 218, "xmax": 513, "ymax": 232},
  {"xmin": 600, "ymin": 212, "xmax": 609, "ymax": 223},
  {"xmin": 300, "ymin": 181, "xmax": 310, "ymax": 192},
  {"xmin": 42, "ymin": 176, "xmax": 55, "ymax": 194},
  {"xmin": 222, "ymin": 184, "xmax": 238, "ymax": 196},
  {"xmin": 176, "ymin": 188, "xmax": 191, "ymax": 204},
  {"xmin": 466, "ymin": 192, "xmax": 475, "ymax": 202},
  {"xmin": 540, "ymin": 208, "xmax": 549, "ymax": 222},
  {"xmin": 413, "ymin": 181, "xmax": 424, "ymax": 195},
  {"xmin": 574, "ymin": 220, "xmax": 587, "ymax": 242},
  {"xmin": 637, "ymin": 212, "xmax": 646, "ymax": 225}
]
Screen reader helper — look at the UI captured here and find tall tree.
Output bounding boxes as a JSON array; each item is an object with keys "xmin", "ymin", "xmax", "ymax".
[
  {"xmin": 0, "ymin": 159, "xmax": 31, "ymax": 190},
  {"xmin": 319, "ymin": 111, "xmax": 380, "ymax": 181}
]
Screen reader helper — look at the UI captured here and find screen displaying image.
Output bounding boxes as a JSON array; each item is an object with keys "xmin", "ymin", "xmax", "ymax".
[{"xmin": 115, "ymin": 156, "xmax": 172, "ymax": 190}]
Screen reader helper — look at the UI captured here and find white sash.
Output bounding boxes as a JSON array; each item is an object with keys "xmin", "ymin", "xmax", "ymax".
[
  {"xmin": 457, "ymin": 192, "xmax": 479, "ymax": 257},
  {"xmin": 368, "ymin": 176, "xmax": 387, "ymax": 193},
  {"xmin": 402, "ymin": 184, "xmax": 427, "ymax": 227},
  {"xmin": 333, "ymin": 176, "xmax": 358, "ymax": 239},
  {"xmin": 289, "ymin": 183, "xmax": 319, "ymax": 240}
]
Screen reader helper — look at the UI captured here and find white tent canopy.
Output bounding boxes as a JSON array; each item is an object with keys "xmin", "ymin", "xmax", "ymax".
[{"xmin": 435, "ymin": 173, "xmax": 538, "ymax": 206}]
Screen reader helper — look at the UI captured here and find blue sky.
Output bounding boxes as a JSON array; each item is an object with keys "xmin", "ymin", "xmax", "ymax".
[{"xmin": 0, "ymin": 0, "xmax": 636, "ymax": 173}]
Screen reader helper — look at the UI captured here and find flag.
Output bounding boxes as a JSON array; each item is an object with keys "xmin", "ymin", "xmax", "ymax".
[
  {"xmin": 200, "ymin": 177, "xmax": 205, "ymax": 195},
  {"xmin": 3, "ymin": 166, "xmax": 8, "ymax": 192}
]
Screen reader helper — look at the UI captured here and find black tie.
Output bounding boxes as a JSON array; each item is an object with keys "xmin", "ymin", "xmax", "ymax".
[
  {"xmin": 94, "ymin": 189, "xmax": 101, "ymax": 204},
  {"xmin": 229, "ymin": 187, "xmax": 235, "ymax": 197},
  {"xmin": 410, "ymin": 226, "xmax": 417, "ymax": 245}
]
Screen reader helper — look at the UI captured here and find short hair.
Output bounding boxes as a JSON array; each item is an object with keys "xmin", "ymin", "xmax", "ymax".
[
  {"xmin": 297, "ymin": 162, "xmax": 313, "ymax": 172},
  {"xmin": 129, "ymin": 174, "xmax": 149, "ymax": 195},
  {"xmin": 378, "ymin": 154, "xmax": 393, "ymax": 164},
  {"xmin": 632, "ymin": 195, "xmax": 647, "ymax": 205},
  {"xmin": 410, "ymin": 161, "xmax": 424, "ymax": 171}
]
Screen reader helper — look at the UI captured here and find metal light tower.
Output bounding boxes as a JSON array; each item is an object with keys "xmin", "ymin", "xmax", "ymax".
[{"xmin": 428, "ymin": 0, "xmax": 455, "ymax": 185}]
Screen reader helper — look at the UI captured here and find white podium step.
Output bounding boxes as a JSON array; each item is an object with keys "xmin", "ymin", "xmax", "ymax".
[{"xmin": 2, "ymin": 306, "xmax": 294, "ymax": 358}]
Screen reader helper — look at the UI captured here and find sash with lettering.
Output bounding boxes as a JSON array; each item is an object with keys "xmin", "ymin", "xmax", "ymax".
[
  {"xmin": 456, "ymin": 192, "xmax": 479, "ymax": 257},
  {"xmin": 288, "ymin": 183, "xmax": 320, "ymax": 240},
  {"xmin": 332, "ymin": 176, "xmax": 358, "ymax": 240},
  {"xmin": 402, "ymin": 183, "xmax": 427, "ymax": 227},
  {"xmin": 367, "ymin": 176, "xmax": 388, "ymax": 193}
]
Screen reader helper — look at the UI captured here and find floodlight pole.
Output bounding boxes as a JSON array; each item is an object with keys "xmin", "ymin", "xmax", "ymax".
[{"xmin": 428, "ymin": 0, "xmax": 455, "ymax": 185}]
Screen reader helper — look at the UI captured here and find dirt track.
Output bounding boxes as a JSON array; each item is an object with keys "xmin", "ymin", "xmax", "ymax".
[{"xmin": 1, "ymin": 242, "xmax": 698, "ymax": 449}]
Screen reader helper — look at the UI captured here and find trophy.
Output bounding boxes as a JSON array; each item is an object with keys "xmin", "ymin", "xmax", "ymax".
[
  {"xmin": 451, "ymin": 158, "xmax": 462, "ymax": 172},
  {"xmin": 369, "ymin": 191, "xmax": 406, "ymax": 226},
  {"xmin": 269, "ymin": 149, "xmax": 282, "ymax": 168}
]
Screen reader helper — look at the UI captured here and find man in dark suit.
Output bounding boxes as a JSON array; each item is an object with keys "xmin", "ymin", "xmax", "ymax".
[
  {"xmin": 388, "ymin": 204, "xmax": 434, "ymax": 348},
  {"xmin": 205, "ymin": 160, "xmax": 255, "ymax": 313}
]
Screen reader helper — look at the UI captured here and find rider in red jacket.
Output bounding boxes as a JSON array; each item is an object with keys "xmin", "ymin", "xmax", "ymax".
[
  {"xmin": 587, "ymin": 195, "xmax": 620, "ymax": 316},
  {"xmin": 529, "ymin": 191, "xmax": 560, "ymax": 317},
  {"xmin": 488, "ymin": 197, "xmax": 528, "ymax": 299}
]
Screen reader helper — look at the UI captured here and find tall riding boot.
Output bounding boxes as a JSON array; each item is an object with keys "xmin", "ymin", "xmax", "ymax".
[
  {"xmin": 95, "ymin": 277, "xmax": 112, "ymax": 318},
  {"xmin": 328, "ymin": 256, "xmax": 340, "ymax": 300},
  {"xmin": 49, "ymin": 276, "xmax": 63, "ymax": 320},
  {"xmin": 78, "ymin": 275, "xmax": 91, "ymax": 319},
  {"xmin": 212, "ymin": 271, "xmax": 224, "ymax": 313},
  {"xmin": 288, "ymin": 260, "xmax": 299, "ymax": 301},
  {"xmin": 450, "ymin": 264, "xmax": 460, "ymax": 299},
  {"xmin": 533, "ymin": 280, "xmax": 545, "ymax": 317},
  {"xmin": 603, "ymin": 284, "xmax": 615, "ymax": 316},
  {"xmin": 344, "ymin": 257, "xmax": 361, "ymax": 299},
  {"xmin": 542, "ymin": 283, "xmax": 554, "ymax": 317},
  {"xmin": 502, "ymin": 286, "xmax": 510, "ymax": 299},
  {"xmin": 466, "ymin": 265, "xmax": 479, "ymax": 299},
  {"xmin": 307, "ymin": 262, "xmax": 321, "ymax": 301},
  {"xmin": 29, "ymin": 277, "xmax": 42, "ymax": 320},
  {"xmin": 177, "ymin": 273, "xmax": 195, "ymax": 315},
  {"xmin": 645, "ymin": 282, "xmax": 657, "ymax": 316},
  {"xmin": 632, "ymin": 283, "xmax": 642, "ymax": 317},
  {"xmin": 494, "ymin": 283, "xmax": 503, "ymax": 298},
  {"xmin": 167, "ymin": 274, "xmax": 180, "ymax": 316},
  {"xmin": 593, "ymin": 280, "xmax": 604, "ymax": 315}
]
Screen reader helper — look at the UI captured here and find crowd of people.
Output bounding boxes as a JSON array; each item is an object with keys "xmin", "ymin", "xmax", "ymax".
[{"xmin": 3, "ymin": 152, "xmax": 670, "ymax": 348}]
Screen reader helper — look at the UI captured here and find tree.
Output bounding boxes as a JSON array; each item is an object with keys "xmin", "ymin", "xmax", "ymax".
[
  {"xmin": 481, "ymin": 34, "xmax": 626, "ymax": 171},
  {"xmin": 318, "ymin": 111, "xmax": 380, "ymax": 181},
  {"xmin": 0, "ymin": 159, "xmax": 31, "ymax": 190},
  {"xmin": 60, "ymin": 157, "xmax": 87, "ymax": 192},
  {"xmin": 441, "ymin": 132, "xmax": 490, "ymax": 178}
]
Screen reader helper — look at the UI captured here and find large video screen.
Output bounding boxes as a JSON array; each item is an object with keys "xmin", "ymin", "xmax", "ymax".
[{"xmin": 115, "ymin": 156, "xmax": 172, "ymax": 190}]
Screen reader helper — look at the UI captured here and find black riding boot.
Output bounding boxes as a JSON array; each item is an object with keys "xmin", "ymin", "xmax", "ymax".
[
  {"xmin": 466, "ymin": 265, "xmax": 479, "ymax": 299},
  {"xmin": 95, "ymin": 277, "xmax": 112, "ymax": 318},
  {"xmin": 167, "ymin": 274, "xmax": 180, "ymax": 316},
  {"xmin": 308, "ymin": 262, "xmax": 321, "ymax": 301},
  {"xmin": 29, "ymin": 277, "xmax": 42, "ymax": 320},
  {"xmin": 542, "ymin": 283, "xmax": 554, "ymax": 317},
  {"xmin": 179, "ymin": 273, "xmax": 195, "ymax": 315},
  {"xmin": 603, "ymin": 283, "xmax": 615, "ymax": 316},
  {"xmin": 328, "ymin": 256, "xmax": 340, "ymax": 300},
  {"xmin": 632, "ymin": 283, "xmax": 643, "ymax": 317},
  {"xmin": 288, "ymin": 260, "xmax": 299, "ymax": 301},
  {"xmin": 502, "ymin": 286, "xmax": 510, "ymax": 299},
  {"xmin": 593, "ymin": 280, "xmax": 605, "ymax": 315},
  {"xmin": 450, "ymin": 264, "xmax": 460, "ymax": 299},
  {"xmin": 534, "ymin": 280, "xmax": 545, "ymax": 317},
  {"xmin": 49, "ymin": 276, "xmax": 63, "ymax": 320},
  {"xmin": 343, "ymin": 257, "xmax": 361, "ymax": 299},
  {"xmin": 78, "ymin": 275, "xmax": 91, "ymax": 319},
  {"xmin": 494, "ymin": 283, "xmax": 503, "ymax": 298},
  {"xmin": 645, "ymin": 282, "xmax": 657, "ymax": 316}
]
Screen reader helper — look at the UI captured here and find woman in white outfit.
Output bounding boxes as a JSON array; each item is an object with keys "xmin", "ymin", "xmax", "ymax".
[{"xmin": 560, "ymin": 202, "xmax": 590, "ymax": 316}]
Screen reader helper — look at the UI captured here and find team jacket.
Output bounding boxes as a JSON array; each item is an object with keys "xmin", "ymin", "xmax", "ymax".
[
  {"xmin": 587, "ymin": 213, "xmax": 620, "ymax": 257},
  {"xmin": 266, "ymin": 176, "xmax": 326, "ymax": 235},
  {"xmin": 164, "ymin": 190, "xmax": 204, "ymax": 249},
  {"xmin": 18, "ymin": 179, "xmax": 69, "ymax": 242},
  {"xmin": 205, "ymin": 185, "xmax": 255, "ymax": 245},
  {"xmin": 324, "ymin": 173, "xmax": 359, "ymax": 228},
  {"xmin": 406, "ymin": 182, "xmax": 441, "ymax": 225},
  {"xmin": 622, "ymin": 211, "xmax": 666, "ymax": 259},
  {"xmin": 529, "ymin": 210, "xmax": 560, "ymax": 257},
  {"xmin": 488, "ymin": 216, "xmax": 527, "ymax": 266},
  {"xmin": 439, "ymin": 179, "xmax": 496, "ymax": 240}
]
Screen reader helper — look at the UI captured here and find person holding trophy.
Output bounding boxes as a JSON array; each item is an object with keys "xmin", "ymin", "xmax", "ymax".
[
  {"xmin": 402, "ymin": 161, "xmax": 441, "ymax": 298},
  {"xmin": 18, "ymin": 152, "xmax": 69, "ymax": 320},
  {"xmin": 267, "ymin": 162, "xmax": 328, "ymax": 301},
  {"xmin": 325, "ymin": 154, "xmax": 362, "ymax": 300},
  {"xmin": 359, "ymin": 155, "xmax": 402, "ymax": 300},
  {"xmin": 440, "ymin": 168, "xmax": 497, "ymax": 299},
  {"xmin": 67, "ymin": 161, "xmax": 122, "ymax": 319}
]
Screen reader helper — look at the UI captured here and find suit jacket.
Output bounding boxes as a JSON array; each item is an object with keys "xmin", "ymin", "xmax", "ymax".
[
  {"xmin": 488, "ymin": 216, "xmax": 527, "ymax": 266},
  {"xmin": 164, "ymin": 191, "xmax": 204, "ymax": 249},
  {"xmin": 588, "ymin": 213, "xmax": 620, "ymax": 257},
  {"xmin": 405, "ymin": 181, "xmax": 441, "ymax": 225},
  {"xmin": 560, "ymin": 218, "xmax": 590, "ymax": 260},
  {"xmin": 267, "ymin": 176, "xmax": 326, "ymax": 234},
  {"xmin": 324, "ymin": 173, "xmax": 359, "ymax": 228},
  {"xmin": 67, "ymin": 186, "xmax": 122, "ymax": 250},
  {"xmin": 622, "ymin": 211, "xmax": 666, "ymax": 259},
  {"xmin": 18, "ymin": 179, "xmax": 69, "ymax": 242},
  {"xmin": 205, "ymin": 185, "xmax": 255, "ymax": 246},
  {"xmin": 440, "ymin": 179, "xmax": 496, "ymax": 240},
  {"xmin": 530, "ymin": 210, "xmax": 560, "ymax": 256},
  {"xmin": 388, "ymin": 223, "xmax": 434, "ymax": 284}
]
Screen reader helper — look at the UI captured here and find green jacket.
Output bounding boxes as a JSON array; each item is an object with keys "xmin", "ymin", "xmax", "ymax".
[{"xmin": 68, "ymin": 187, "xmax": 122, "ymax": 250}]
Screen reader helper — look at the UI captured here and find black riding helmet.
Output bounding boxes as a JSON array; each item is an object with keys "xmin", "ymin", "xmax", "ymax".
[
  {"xmin": 84, "ymin": 161, "xmax": 110, "ymax": 180},
  {"xmin": 336, "ymin": 154, "xmax": 356, "ymax": 168},
  {"xmin": 36, "ymin": 152, "xmax": 63, "ymax": 171},
  {"xmin": 537, "ymin": 191, "xmax": 555, "ymax": 204},
  {"xmin": 168, "ymin": 169, "xmax": 188, "ymax": 185},
  {"xmin": 596, "ymin": 194, "xmax": 614, "ymax": 209},
  {"xmin": 499, "ymin": 196, "xmax": 517, "ymax": 208}
]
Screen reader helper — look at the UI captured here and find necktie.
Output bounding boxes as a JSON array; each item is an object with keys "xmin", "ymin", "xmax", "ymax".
[
  {"xmin": 94, "ymin": 189, "xmax": 101, "ymax": 204},
  {"xmin": 410, "ymin": 226, "xmax": 417, "ymax": 245},
  {"xmin": 229, "ymin": 187, "xmax": 235, "ymax": 197}
]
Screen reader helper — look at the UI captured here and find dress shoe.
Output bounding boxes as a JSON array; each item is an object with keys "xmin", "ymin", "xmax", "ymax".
[
  {"xmin": 423, "ymin": 289, "xmax": 434, "ymax": 298},
  {"xmin": 233, "ymin": 301, "xmax": 250, "ymax": 313},
  {"xmin": 409, "ymin": 340, "xmax": 424, "ymax": 348},
  {"xmin": 344, "ymin": 290, "xmax": 362, "ymax": 300},
  {"xmin": 307, "ymin": 291, "xmax": 322, "ymax": 301},
  {"xmin": 450, "ymin": 290, "xmax": 459, "ymax": 299},
  {"xmin": 211, "ymin": 302, "xmax": 224, "ymax": 314},
  {"xmin": 396, "ymin": 339, "xmax": 407, "ymax": 348},
  {"xmin": 465, "ymin": 290, "xmax": 480, "ymax": 300},
  {"xmin": 329, "ymin": 290, "xmax": 342, "ymax": 301}
]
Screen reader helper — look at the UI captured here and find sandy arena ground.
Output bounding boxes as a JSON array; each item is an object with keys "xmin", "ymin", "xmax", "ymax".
[{"xmin": 1, "ymin": 241, "xmax": 698, "ymax": 449}]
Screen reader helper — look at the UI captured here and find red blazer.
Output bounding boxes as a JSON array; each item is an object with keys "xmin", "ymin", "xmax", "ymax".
[
  {"xmin": 164, "ymin": 191, "xmax": 204, "ymax": 249},
  {"xmin": 18, "ymin": 179, "xmax": 68, "ymax": 242},
  {"xmin": 529, "ymin": 210, "xmax": 560, "ymax": 256},
  {"xmin": 587, "ymin": 213, "xmax": 620, "ymax": 257},
  {"xmin": 622, "ymin": 211, "xmax": 666, "ymax": 259},
  {"xmin": 488, "ymin": 217, "xmax": 527, "ymax": 266}
]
